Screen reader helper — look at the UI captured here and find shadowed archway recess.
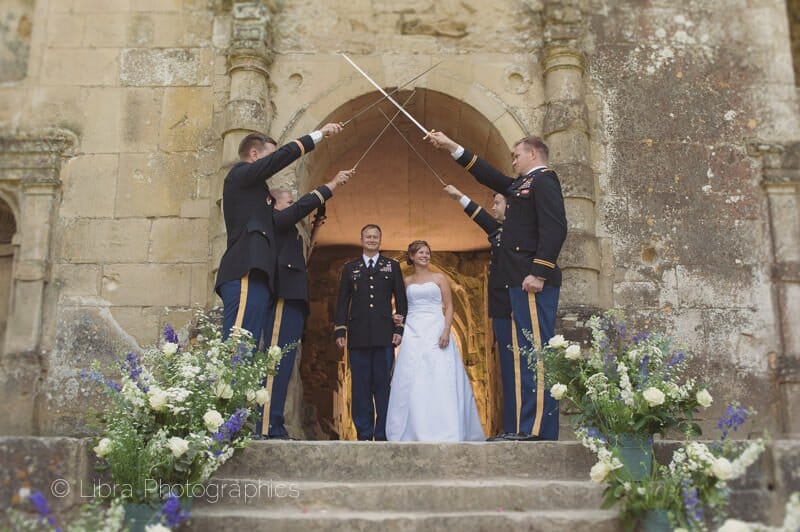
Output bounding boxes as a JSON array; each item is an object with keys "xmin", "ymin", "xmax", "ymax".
[
  {"xmin": 296, "ymin": 88, "xmax": 515, "ymax": 251},
  {"xmin": 297, "ymin": 88, "xmax": 521, "ymax": 440}
]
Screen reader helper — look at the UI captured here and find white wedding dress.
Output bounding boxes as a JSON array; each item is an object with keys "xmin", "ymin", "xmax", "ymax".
[{"xmin": 386, "ymin": 281, "xmax": 485, "ymax": 441}]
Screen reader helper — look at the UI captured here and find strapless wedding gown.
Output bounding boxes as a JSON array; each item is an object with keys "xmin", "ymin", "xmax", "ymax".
[{"xmin": 386, "ymin": 281, "xmax": 485, "ymax": 441}]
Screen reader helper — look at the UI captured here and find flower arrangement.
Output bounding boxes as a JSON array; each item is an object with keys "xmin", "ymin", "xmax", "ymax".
[
  {"xmin": 6, "ymin": 489, "xmax": 125, "ymax": 531},
  {"xmin": 526, "ymin": 311, "xmax": 713, "ymax": 437},
  {"xmin": 578, "ymin": 404, "xmax": 766, "ymax": 531},
  {"xmin": 84, "ymin": 311, "xmax": 287, "ymax": 506},
  {"xmin": 6, "ymin": 490, "xmax": 189, "ymax": 531}
]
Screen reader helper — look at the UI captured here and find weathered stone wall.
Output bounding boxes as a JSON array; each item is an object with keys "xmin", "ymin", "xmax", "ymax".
[
  {"xmin": 0, "ymin": 0, "xmax": 227, "ymax": 434},
  {"xmin": 0, "ymin": 0, "xmax": 796, "ymax": 437},
  {"xmin": 586, "ymin": 0, "xmax": 798, "ymax": 434}
]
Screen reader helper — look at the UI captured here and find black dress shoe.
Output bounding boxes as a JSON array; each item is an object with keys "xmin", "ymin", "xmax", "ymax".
[
  {"xmin": 486, "ymin": 432, "xmax": 516, "ymax": 441},
  {"xmin": 504, "ymin": 432, "xmax": 541, "ymax": 441},
  {"xmin": 267, "ymin": 434, "xmax": 298, "ymax": 440}
]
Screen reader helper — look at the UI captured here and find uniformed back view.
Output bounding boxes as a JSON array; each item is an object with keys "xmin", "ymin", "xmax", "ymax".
[{"xmin": 334, "ymin": 225, "xmax": 408, "ymax": 441}]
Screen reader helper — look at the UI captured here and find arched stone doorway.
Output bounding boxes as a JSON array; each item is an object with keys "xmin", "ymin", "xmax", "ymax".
[
  {"xmin": 293, "ymin": 88, "xmax": 522, "ymax": 439},
  {"xmin": 0, "ymin": 198, "xmax": 16, "ymax": 355}
]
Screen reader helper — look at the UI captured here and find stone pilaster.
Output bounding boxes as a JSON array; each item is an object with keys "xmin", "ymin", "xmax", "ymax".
[
  {"xmin": 750, "ymin": 141, "xmax": 800, "ymax": 437},
  {"xmin": 0, "ymin": 128, "xmax": 77, "ymax": 434},
  {"xmin": 542, "ymin": 1, "xmax": 600, "ymax": 332},
  {"xmin": 212, "ymin": 1, "xmax": 275, "ymax": 275}
]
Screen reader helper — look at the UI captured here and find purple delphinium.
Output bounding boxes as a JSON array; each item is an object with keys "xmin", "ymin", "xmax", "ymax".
[
  {"xmin": 160, "ymin": 493, "xmax": 190, "ymax": 528},
  {"xmin": 163, "ymin": 324, "xmax": 179, "ymax": 344},
  {"xmin": 211, "ymin": 408, "xmax": 249, "ymax": 449},
  {"xmin": 638, "ymin": 355, "xmax": 650, "ymax": 383},
  {"xmin": 28, "ymin": 491, "xmax": 59, "ymax": 530},
  {"xmin": 681, "ymin": 480, "xmax": 703, "ymax": 525},
  {"xmin": 122, "ymin": 352, "xmax": 149, "ymax": 392},
  {"xmin": 717, "ymin": 404, "xmax": 750, "ymax": 440},
  {"xmin": 586, "ymin": 427, "xmax": 607, "ymax": 443},
  {"xmin": 80, "ymin": 368, "xmax": 121, "ymax": 392}
]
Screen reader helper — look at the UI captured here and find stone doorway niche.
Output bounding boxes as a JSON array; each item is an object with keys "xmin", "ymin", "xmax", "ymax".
[
  {"xmin": 293, "ymin": 88, "xmax": 517, "ymax": 439},
  {"xmin": 0, "ymin": 198, "xmax": 16, "ymax": 354}
]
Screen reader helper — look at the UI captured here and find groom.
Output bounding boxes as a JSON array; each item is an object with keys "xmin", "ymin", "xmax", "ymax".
[{"xmin": 334, "ymin": 224, "xmax": 407, "ymax": 441}]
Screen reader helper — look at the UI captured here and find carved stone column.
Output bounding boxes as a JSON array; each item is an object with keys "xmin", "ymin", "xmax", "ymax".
[
  {"xmin": 750, "ymin": 142, "xmax": 800, "ymax": 436},
  {"xmin": 542, "ymin": 1, "xmax": 601, "ymax": 337},
  {"xmin": 0, "ymin": 128, "xmax": 77, "ymax": 434},
  {"xmin": 212, "ymin": 1, "xmax": 275, "ymax": 276}
]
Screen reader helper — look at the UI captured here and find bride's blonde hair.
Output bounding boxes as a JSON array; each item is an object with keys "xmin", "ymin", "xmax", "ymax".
[{"xmin": 406, "ymin": 240, "xmax": 431, "ymax": 265}]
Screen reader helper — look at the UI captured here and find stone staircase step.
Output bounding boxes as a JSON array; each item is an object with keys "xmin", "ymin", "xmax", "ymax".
[
  {"xmin": 186, "ymin": 508, "xmax": 619, "ymax": 532},
  {"xmin": 215, "ymin": 441, "xmax": 597, "ymax": 481},
  {"xmin": 194, "ymin": 478, "xmax": 604, "ymax": 512}
]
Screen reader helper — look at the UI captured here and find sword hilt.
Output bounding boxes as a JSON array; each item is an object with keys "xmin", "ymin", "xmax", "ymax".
[{"xmin": 423, "ymin": 129, "xmax": 436, "ymax": 140}]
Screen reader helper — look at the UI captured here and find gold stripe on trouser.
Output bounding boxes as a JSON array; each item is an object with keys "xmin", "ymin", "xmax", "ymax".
[
  {"xmin": 262, "ymin": 298, "xmax": 284, "ymax": 436},
  {"xmin": 510, "ymin": 313, "xmax": 522, "ymax": 433},
  {"xmin": 233, "ymin": 273, "xmax": 250, "ymax": 329},
  {"xmin": 528, "ymin": 292, "xmax": 546, "ymax": 437}
]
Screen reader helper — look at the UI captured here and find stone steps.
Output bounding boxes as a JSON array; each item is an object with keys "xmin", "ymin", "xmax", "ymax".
[
  {"xmin": 184, "ymin": 441, "xmax": 615, "ymax": 531},
  {"xmin": 193, "ymin": 478, "xmax": 605, "ymax": 512},
  {"xmin": 187, "ymin": 508, "xmax": 619, "ymax": 532},
  {"xmin": 214, "ymin": 441, "xmax": 598, "ymax": 481}
]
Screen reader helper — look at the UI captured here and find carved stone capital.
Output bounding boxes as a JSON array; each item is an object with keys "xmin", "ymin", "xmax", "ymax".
[
  {"xmin": 0, "ymin": 128, "xmax": 78, "ymax": 184},
  {"xmin": 543, "ymin": 46, "xmax": 586, "ymax": 76},
  {"xmin": 230, "ymin": 1, "xmax": 273, "ymax": 65},
  {"xmin": 748, "ymin": 140, "xmax": 800, "ymax": 186}
]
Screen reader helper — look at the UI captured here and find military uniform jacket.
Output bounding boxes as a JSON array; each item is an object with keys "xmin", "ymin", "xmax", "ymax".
[
  {"xmin": 272, "ymin": 185, "xmax": 333, "ymax": 315},
  {"xmin": 462, "ymin": 200, "xmax": 511, "ymax": 319},
  {"xmin": 214, "ymin": 135, "xmax": 316, "ymax": 294},
  {"xmin": 334, "ymin": 256, "xmax": 408, "ymax": 349},
  {"xmin": 456, "ymin": 149, "xmax": 567, "ymax": 286}
]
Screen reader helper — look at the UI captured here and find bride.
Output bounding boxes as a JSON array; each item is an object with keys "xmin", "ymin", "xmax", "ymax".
[{"xmin": 386, "ymin": 240, "xmax": 485, "ymax": 442}]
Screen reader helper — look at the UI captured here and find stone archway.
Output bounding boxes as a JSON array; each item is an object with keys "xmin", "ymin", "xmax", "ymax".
[
  {"xmin": 0, "ymin": 198, "xmax": 16, "ymax": 354},
  {"xmin": 291, "ymin": 88, "xmax": 523, "ymax": 439}
]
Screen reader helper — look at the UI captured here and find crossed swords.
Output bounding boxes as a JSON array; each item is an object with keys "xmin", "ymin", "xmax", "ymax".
[{"xmin": 340, "ymin": 53, "xmax": 445, "ymax": 185}]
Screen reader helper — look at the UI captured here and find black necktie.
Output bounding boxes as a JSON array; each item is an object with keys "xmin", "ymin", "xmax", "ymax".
[{"xmin": 368, "ymin": 259, "xmax": 375, "ymax": 271}]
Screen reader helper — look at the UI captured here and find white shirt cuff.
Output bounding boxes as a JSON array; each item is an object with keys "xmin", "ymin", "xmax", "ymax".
[
  {"xmin": 451, "ymin": 145, "xmax": 465, "ymax": 159},
  {"xmin": 310, "ymin": 130, "xmax": 323, "ymax": 144},
  {"xmin": 458, "ymin": 195, "xmax": 471, "ymax": 209}
]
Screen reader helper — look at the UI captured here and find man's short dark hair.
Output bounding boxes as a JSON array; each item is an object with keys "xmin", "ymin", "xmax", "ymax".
[
  {"xmin": 360, "ymin": 224, "xmax": 382, "ymax": 236},
  {"xmin": 514, "ymin": 136, "xmax": 549, "ymax": 161},
  {"xmin": 238, "ymin": 133, "xmax": 278, "ymax": 159}
]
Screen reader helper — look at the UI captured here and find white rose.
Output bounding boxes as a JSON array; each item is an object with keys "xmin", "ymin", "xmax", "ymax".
[
  {"xmin": 167, "ymin": 437, "xmax": 189, "ymax": 458},
  {"xmin": 717, "ymin": 519, "xmax": 752, "ymax": 532},
  {"xmin": 564, "ymin": 344, "xmax": 581, "ymax": 360},
  {"xmin": 548, "ymin": 335, "xmax": 568, "ymax": 349},
  {"xmin": 148, "ymin": 388, "xmax": 168, "ymax": 412},
  {"xmin": 203, "ymin": 409, "xmax": 224, "ymax": 432},
  {"xmin": 254, "ymin": 388, "xmax": 270, "ymax": 406},
  {"xmin": 711, "ymin": 457, "xmax": 734, "ymax": 480},
  {"xmin": 246, "ymin": 390, "xmax": 257, "ymax": 403},
  {"xmin": 268, "ymin": 345, "xmax": 283, "ymax": 359},
  {"xmin": 642, "ymin": 387, "xmax": 665, "ymax": 407},
  {"xmin": 589, "ymin": 460, "xmax": 611, "ymax": 483},
  {"xmin": 145, "ymin": 525, "xmax": 171, "ymax": 532},
  {"xmin": 214, "ymin": 382, "xmax": 234, "ymax": 400},
  {"xmin": 696, "ymin": 389, "xmax": 713, "ymax": 408},
  {"xmin": 162, "ymin": 342, "xmax": 178, "ymax": 355},
  {"xmin": 550, "ymin": 383, "xmax": 567, "ymax": 400},
  {"xmin": 94, "ymin": 437, "xmax": 112, "ymax": 457}
]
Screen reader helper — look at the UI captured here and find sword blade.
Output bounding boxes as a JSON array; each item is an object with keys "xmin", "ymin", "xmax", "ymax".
[
  {"xmin": 341, "ymin": 60, "xmax": 442, "ymax": 127},
  {"xmin": 378, "ymin": 107, "xmax": 447, "ymax": 186},
  {"xmin": 341, "ymin": 53, "xmax": 431, "ymax": 137},
  {"xmin": 352, "ymin": 90, "xmax": 417, "ymax": 170}
]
